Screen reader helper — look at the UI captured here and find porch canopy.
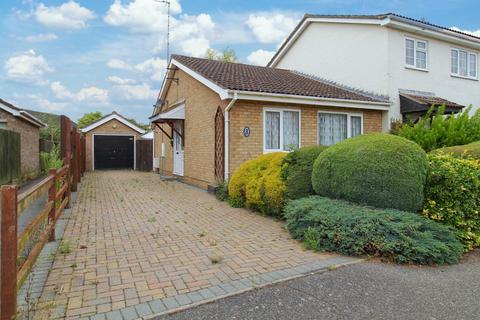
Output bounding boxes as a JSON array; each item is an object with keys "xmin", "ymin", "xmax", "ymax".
[
  {"xmin": 149, "ymin": 101, "xmax": 185, "ymax": 144},
  {"xmin": 400, "ymin": 93, "xmax": 465, "ymax": 122}
]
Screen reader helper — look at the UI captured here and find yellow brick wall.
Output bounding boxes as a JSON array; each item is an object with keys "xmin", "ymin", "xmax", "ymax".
[
  {"xmin": 85, "ymin": 118, "xmax": 142, "ymax": 171},
  {"xmin": 153, "ymin": 69, "xmax": 224, "ymax": 189},
  {"xmin": 228, "ymin": 101, "xmax": 383, "ymax": 177}
]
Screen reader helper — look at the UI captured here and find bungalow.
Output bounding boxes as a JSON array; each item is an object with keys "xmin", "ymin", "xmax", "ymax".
[{"xmin": 150, "ymin": 55, "xmax": 390, "ymax": 189}]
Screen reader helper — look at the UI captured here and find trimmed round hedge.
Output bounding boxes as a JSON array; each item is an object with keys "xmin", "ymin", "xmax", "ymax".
[
  {"xmin": 228, "ymin": 152, "xmax": 287, "ymax": 217},
  {"xmin": 312, "ymin": 133, "xmax": 428, "ymax": 212},
  {"xmin": 281, "ymin": 145, "xmax": 329, "ymax": 199}
]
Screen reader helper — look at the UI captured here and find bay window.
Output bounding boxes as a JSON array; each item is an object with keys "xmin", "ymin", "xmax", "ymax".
[
  {"xmin": 264, "ymin": 109, "xmax": 300, "ymax": 152},
  {"xmin": 451, "ymin": 48, "xmax": 477, "ymax": 79},
  {"xmin": 318, "ymin": 112, "xmax": 363, "ymax": 146},
  {"xmin": 405, "ymin": 38, "xmax": 428, "ymax": 70}
]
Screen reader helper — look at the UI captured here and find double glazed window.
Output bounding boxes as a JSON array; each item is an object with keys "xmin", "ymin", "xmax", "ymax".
[
  {"xmin": 318, "ymin": 112, "xmax": 362, "ymax": 146},
  {"xmin": 264, "ymin": 109, "xmax": 300, "ymax": 151},
  {"xmin": 451, "ymin": 48, "xmax": 477, "ymax": 79},
  {"xmin": 405, "ymin": 38, "xmax": 428, "ymax": 70}
]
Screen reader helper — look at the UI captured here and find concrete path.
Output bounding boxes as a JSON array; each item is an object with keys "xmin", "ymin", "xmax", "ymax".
[
  {"xmin": 157, "ymin": 251, "xmax": 480, "ymax": 320},
  {"xmin": 29, "ymin": 170, "xmax": 357, "ymax": 319}
]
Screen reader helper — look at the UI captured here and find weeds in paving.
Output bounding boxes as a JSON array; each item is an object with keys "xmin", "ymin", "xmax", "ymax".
[
  {"xmin": 198, "ymin": 231, "xmax": 206, "ymax": 238},
  {"xmin": 147, "ymin": 217, "xmax": 157, "ymax": 223},
  {"xmin": 209, "ymin": 255, "xmax": 223, "ymax": 264},
  {"xmin": 59, "ymin": 241, "xmax": 72, "ymax": 254},
  {"xmin": 207, "ymin": 238, "xmax": 217, "ymax": 246},
  {"xmin": 90, "ymin": 280, "xmax": 99, "ymax": 286},
  {"xmin": 70, "ymin": 263, "xmax": 77, "ymax": 269},
  {"xmin": 328, "ymin": 264, "xmax": 337, "ymax": 271}
]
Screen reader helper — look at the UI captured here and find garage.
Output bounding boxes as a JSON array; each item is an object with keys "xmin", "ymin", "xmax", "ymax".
[
  {"xmin": 93, "ymin": 135, "xmax": 134, "ymax": 170},
  {"xmin": 81, "ymin": 112, "xmax": 145, "ymax": 171}
]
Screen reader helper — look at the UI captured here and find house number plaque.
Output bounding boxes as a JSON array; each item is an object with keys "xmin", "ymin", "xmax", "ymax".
[{"xmin": 243, "ymin": 127, "xmax": 251, "ymax": 137}]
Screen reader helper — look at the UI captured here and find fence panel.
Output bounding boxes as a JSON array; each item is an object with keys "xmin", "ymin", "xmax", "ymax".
[
  {"xmin": 0, "ymin": 129, "xmax": 21, "ymax": 185},
  {"xmin": 39, "ymin": 139, "xmax": 54, "ymax": 153},
  {"xmin": 136, "ymin": 139, "xmax": 153, "ymax": 172}
]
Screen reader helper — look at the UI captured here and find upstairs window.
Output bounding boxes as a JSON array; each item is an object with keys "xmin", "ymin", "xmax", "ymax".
[
  {"xmin": 451, "ymin": 48, "xmax": 477, "ymax": 79},
  {"xmin": 405, "ymin": 38, "xmax": 428, "ymax": 70}
]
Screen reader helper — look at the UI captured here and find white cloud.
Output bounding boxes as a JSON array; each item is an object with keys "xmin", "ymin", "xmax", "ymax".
[
  {"xmin": 108, "ymin": 76, "xmax": 136, "ymax": 85},
  {"xmin": 114, "ymin": 83, "xmax": 157, "ymax": 101},
  {"xmin": 247, "ymin": 49, "xmax": 275, "ymax": 66},
  {"xmin": 35, "ymin": 1, "xmax": 95, "ymax": 29},
  {"xmin": 450, "ymin": 27, "xmax": 480, "ymax": 37},
  {"xmin": 104, "ymin": 0, "xmax": 181, "ymax": 33},
  {"xmin": 77, "ymin": 87, "xmax": 109, "ymax": 105},
  {"xmin": 51, "ymin": 81, "xmax": 109, "ymax": 105},
  {"xmin": 24, "ymin": 33, "xmax": 58, "ymax": 42},
  {"xmin": 135, "ymin": 57, "xmax": 167, "ymax": 81},
  {"xmin": 107, "ymin": 58, "xmax": 132, "ymax": 70},
  {"xmin": 4, "ymin": 49, "xmax": 54, "ymax": 85},
  {"xmin": 246, "ymin": 13, "xmax": 297, "ymax": 44}
]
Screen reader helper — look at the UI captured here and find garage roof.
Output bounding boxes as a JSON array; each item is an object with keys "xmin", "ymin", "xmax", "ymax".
[{"xmin": 81, "ymin": 111, "xmax": 145, "ymax": 134}]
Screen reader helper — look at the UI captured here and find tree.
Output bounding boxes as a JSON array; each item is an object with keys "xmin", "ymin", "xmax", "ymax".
[
  {"xmin": 205, "ymin": 47, "xmax": 237, "ymax": 62},
  {"xmin": 127, "ymin": 118, "xmax": 151, "ymax": 132},
  {"xmin": 77, "ymin": 111, "xmax": 103, "ymax": 129}
]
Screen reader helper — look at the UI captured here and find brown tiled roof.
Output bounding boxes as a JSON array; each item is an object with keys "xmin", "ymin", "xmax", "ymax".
[
  {"xmin": 172, "ymin": 55, "xmax": 387, "ymax": 103},
  {"xmin": 400, "ymin": 94, "xmax": 464, "ymax": 109}
]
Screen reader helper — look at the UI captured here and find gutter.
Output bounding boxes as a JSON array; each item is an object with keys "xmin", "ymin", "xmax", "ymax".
[{"xmin": 224, "ymin": 92, "xmax": 238, "ymax": 182}]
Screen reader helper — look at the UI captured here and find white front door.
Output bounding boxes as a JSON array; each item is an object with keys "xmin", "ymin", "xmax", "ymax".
[{"xmin": 173, "ymin": 122, "xmax": 184, "ymax": 176}]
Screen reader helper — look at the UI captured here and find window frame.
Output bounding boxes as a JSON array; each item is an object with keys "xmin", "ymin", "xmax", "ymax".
[
  {"xmin": 263, "ymin": 107, "xmax": 301, "ymax": 153},
  {"xmin": 317, "ymin": 110, "xmax": 364, "ymax": 146},
  {"xmin": 404, "ymin": 37, "xmax": 429, "ymax": 71},
  {"xmin": 451, "ymin": 47, "xmax": 478, "ymax": 80}
]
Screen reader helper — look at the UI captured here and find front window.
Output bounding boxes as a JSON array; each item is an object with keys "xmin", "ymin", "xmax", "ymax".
[
  {"xmin": 405, "ymin": 38, "xmax": 428, "ymax": 70},
  {"xmin": 318, "ymin": 112, "xmax": 363, "ymax": 146},
  {"xmin": 451, "ymin": 48, "xmax": 477, "ymax": 79},
  {"xmin": 264, "ymin": 109, "xmax": 300, "ymax": 151}
]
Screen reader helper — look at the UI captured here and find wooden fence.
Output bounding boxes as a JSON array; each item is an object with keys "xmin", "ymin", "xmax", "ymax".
[
  {"xmin": 136, "ymin": 139, "xmax": 153, "ymax": 172},
  {"xmin": 0, "ymin": 115, "xmax": 84, "ymax": 320},
  {"xmin": 0, "ymin": 129, "xmax": 21, "ymax": 185},
  {"xmin": 39, "ymin": 139, "xmax": 54, "ymax": 153}
]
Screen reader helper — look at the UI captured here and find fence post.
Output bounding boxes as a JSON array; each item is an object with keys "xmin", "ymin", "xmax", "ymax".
[
  {"xmin": 61, "ymin": 116, "xmax": 72, "ymax": 209},
  {"xmin": 48, "ymin": 169, "xmax": 57, "ymax": 242},
  {"xmin": 71, "ymin": 129, "xmax": 78, "ymax": 193},
  {"xmin": 1, "ymin": 185, "xmax": 18, "ymax": 320}
]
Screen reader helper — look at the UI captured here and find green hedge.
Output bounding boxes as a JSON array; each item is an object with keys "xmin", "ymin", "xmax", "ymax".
[
  {"xmin": 396, "ymin": 105, "xmax": 480, "ymax": 152},
  {"xmin": 423, "ymin": 153, "xmax": 480, "ymax": 251},
  {"xmin": 432, "ymin": 141, "xmax": 480, "ymax": 160},
  {"xmin": 285, "ymin": 196, "xmax": 463, "ymax": 265},
  {"xmin": 281, "ymin": 145, "xmax": 328, "ymax": 199},
  {"xmin": 228, "ymin": 152, "xmax": 287, "ymax": 217},
  {"xmin": 312, "ymin": 133, "xmax": 428, "ymax": 212}
]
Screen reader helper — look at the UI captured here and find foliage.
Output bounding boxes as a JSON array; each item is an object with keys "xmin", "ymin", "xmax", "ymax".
[
  {"xmin": 312, "ymin": 133, "xmax": 428, "ymax": 212},
  {"xmin": 432, "ymin": 141, "xmax": 480, "ymax": 160},
  {"xmin": 26, "ymin": 109, "xmax": 61, "ymax": 142},
  {"xmin": 215, "ymin": 181, "xmax": 229, "ymax": 202},
  {"xmin": 40, "ymin": 144, "xmax": 63, "ymax": 174},
  {"xmin": 77, "ymin": 111, "xmax": 103, "ymax": 129},
  {"xmin": 284, "ymin": 196, "xmax": 463, "ymax": 265},
  {"xmin": 396, "ymin": 105, "xmax": 480, "ymax": 152},
  {"xmin": 228, "ymin": 152, "xmax": 287, "ymax": 217},
  {"xmin": 126, "ymin": 117, "xmax": 150, "ymax": 131},
  {"xmin": 423, "ymin": 153, "xmax": 480, "ymax": 251},
  {"xmin": 281, "ymin": 145, "xmax": 328, "ymax": 199},
  {"xmin": 205, "ymin": 47, "xmax": 238, "ymax": 62}
]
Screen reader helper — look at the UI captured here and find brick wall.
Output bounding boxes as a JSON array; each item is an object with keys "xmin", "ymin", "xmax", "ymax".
[
  {"xmin": 0, "ymin": 109, "xmax": 40, "ymax": 176},
  {"xmin": 228, "ymin": 101, "xmax": 383, "ymax": 177},
  {"xmin": 85, "ymin": 119, "xmax": 142, "ymax": 171}
]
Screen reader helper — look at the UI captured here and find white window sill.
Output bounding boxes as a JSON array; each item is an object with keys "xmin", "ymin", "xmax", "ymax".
[
  {"xmin": 405, "ymin": 65, "xmax": 429, "ymax": 72},
  {"xmin": 450, "ymin": 74, "xmax": 479, "ymax": 81}
]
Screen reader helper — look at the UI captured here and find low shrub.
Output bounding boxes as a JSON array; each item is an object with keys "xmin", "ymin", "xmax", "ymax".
[
  {"xmin": 432, "ymin": 141, "xmax": 480, "ymax": 160},
  {"xmin": 40, "ymin": 144, "xmax": 63, "ymax": 174},
  {"xmin": 228, "ymin": 152, "xmax": 287, "ymax": 216},
  {"xmin": 284, "ymin": 196, "xmax": 463, "ymax": 265},
  {"xmin": 312, "ymin": 133, "xmax": 428, "ymax": 212},
  {"xmin": 396, "ymin": 105, "xmax": 480, "ymax": 152},
  {"xmin": 281, "ymin": 145, "xmax": 328, "ymax": 199},
  {"xmin": 215, "ymin": 182, "xmax": 229, "ymax": 202},
  {"xmin": 423, "ymin": 153, "xmax": 480, "ymax": 251}
]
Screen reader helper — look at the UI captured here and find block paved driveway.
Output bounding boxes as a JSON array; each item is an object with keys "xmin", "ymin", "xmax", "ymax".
[{"xmin": 34, "ymin": 171, "xmax": 357, "ymax": 319}]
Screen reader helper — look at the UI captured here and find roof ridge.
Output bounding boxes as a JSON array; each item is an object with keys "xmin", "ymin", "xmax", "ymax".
[{"xmin": 290, "ymin": 71, "xmax": 390, "ymax": 102}]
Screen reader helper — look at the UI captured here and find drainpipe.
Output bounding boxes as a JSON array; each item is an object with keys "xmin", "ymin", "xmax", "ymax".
[{"xmin": 224, "ymin": 92, "xmax": 238, "ymax": 182}]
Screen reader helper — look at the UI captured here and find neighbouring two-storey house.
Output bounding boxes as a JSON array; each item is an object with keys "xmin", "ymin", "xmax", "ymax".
[{"xmin": 268, "ymin": 13, "xmax": 479, "ymax": 127}]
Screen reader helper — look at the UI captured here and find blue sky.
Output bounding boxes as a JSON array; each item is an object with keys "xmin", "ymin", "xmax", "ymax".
[{"xmin": 1, "ymin": 0, "xmax": 479, "ymax": 124}]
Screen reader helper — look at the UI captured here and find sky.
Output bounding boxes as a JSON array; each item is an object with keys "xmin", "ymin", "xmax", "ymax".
[{"xmin": 1, "ymin": 0, "xmax": 480, "ymax": 124}]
